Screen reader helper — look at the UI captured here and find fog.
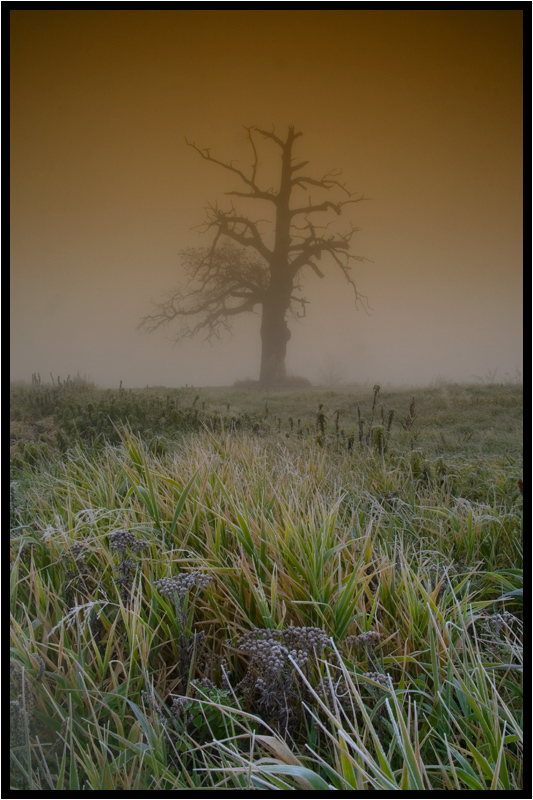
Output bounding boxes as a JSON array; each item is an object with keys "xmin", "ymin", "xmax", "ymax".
[{"xmin": 10, "ymin": 10, "xmax": 523, "ymax": 388}]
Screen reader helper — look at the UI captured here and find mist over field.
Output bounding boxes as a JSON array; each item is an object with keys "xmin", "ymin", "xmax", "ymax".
[
  {"xmin": 9, "ymin": 13, "xmax": 524, "ymax": 782},
  {"xmin": 10, "ymin": 10, "xmax": 523, "ymax": 389}
]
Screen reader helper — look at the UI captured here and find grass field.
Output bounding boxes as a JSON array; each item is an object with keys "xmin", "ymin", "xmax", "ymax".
[{"xmin": 10, "ymin": 379, "xmax": 523, "ymax": 790}]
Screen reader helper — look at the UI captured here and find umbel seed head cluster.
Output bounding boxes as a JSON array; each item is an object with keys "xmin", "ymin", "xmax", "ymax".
[
  {"xmin": 364, "ymin": 671, "xmax": 391, "ymax": 687},
  {"xmin": 236, "ymin": 627, "xmax": 331, "ymax": 734},
  {"xmin": 108, "ymin": 529, "xmax": 149, "ymax": 554},
  {"xmin": 238, "ymin": 626, "xmax": 330, "ymax": 672},
  {"xmin": 347, "ymin": 630, "xmax": 382, "ymax": 647},
  {"xmin": 155, "ymin": 571, "xmax": 211, "ymax": 599}
]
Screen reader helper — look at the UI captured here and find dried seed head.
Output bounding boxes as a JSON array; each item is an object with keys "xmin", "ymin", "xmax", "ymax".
[
  {"xmin": 170, "ymin": 696, "xmax": 190, "ymax": 717},
  {"xmin": 364, "ymin": 671, "xmax": 392, "ymax": 688},
  {"xmin": 154, "ymin": 571, "xmax": 211, "ymax": 599},
  {"xmin": 69, "ymin": 543, "xmax": 86, "ymax": 560},
  {"xmin": 353, "ymin": 631, "xmax": 382, "ymax": 647},
  {"xmin": 154, "ymin": 576, "xmax": 182, "ymax": 597},
  {"xmin": 237, "ymin": 626, "xmax": 330, "ymax": 679},
  {"xmin": 109, "ymin": 529, "xmax": 149, "ymax": 554}
]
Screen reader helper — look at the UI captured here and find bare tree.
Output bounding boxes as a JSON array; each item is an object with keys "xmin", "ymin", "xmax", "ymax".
[{"xmin": 139, "ymin": 125, "xmax": 369, "ymax": 386}]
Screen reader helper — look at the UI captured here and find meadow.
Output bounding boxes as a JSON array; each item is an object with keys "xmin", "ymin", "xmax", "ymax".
[{"xmin": 10, "ymin": 378, "xmax": 523, "ymax": 790}]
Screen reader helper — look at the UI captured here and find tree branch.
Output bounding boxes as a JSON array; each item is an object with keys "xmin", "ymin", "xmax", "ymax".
[
  {"xmin": 290, "ymin": 195, "xmax": 367, "ymax": 218},
  {"xmin": 138, "ymin": 242, "xmax": 268, "ymax": 342},
  {"xmin": 185, "ymin": 132, "xmax": 274, "ymax": 203},
  {"xmin": 253, "ymin": 125, "xmax": 302, "ymax": 148},
  {"xmin": 205, "ymin": 204, "xmax": 273, "ymax": 262}
]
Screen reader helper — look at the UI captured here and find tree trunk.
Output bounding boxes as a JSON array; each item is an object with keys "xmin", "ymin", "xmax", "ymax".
[
  {"xmin": 259, "ymin": 298, "xmax": 291, "ymax": 385},
  {"xmin": 258, "ymin": 132, "xmax": 297, "ymax": 386}
]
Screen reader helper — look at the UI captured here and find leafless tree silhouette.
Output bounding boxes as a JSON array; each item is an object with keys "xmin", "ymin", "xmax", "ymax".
[{"xmin": 139, "ymin": 125, "xmax": 369, "ymax": 385}]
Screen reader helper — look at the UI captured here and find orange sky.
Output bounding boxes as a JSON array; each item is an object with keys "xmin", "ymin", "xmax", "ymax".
[{"xmin": 10, "ymin": 9, "xmax": 523, "ymax": 387}]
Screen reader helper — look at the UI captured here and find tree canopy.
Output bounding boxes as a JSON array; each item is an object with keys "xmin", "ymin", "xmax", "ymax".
[{"xmin": 140, "ymin": 125, "xmax": 369, "ymax": 385}]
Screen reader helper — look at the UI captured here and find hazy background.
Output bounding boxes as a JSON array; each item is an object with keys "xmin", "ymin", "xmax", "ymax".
[{"xmin": 10, "ymin": 9, "xmax": 523, "ymax": 388}]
